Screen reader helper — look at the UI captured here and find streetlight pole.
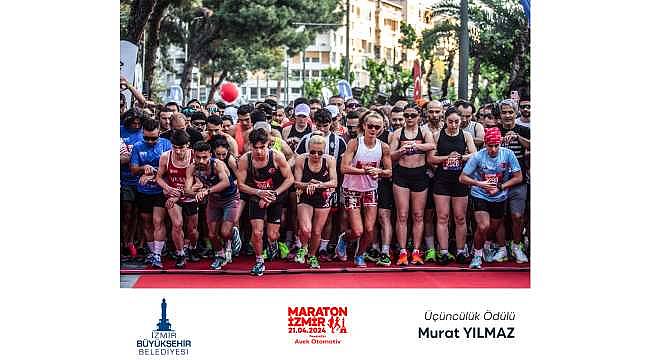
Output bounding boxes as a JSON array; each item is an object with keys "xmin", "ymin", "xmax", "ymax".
[
  {"xmin": 459, "ymin": 0, "xmax": 469, "ymax": 100},
  {"xmin": 345, "ymin": 0, "xmax": 350, "ymax": 84}
]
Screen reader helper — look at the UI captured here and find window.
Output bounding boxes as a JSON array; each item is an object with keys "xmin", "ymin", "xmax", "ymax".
[
  {"xmin": 311, "ymin": 70, "xmax": 320, "ymax": 78},
  {"xmin": 310, "ymin": 57, "xmax": 319, "ymax": 63},
  {"xmin": 241, "ymin": 87, "xmax": 247, "ymax": 95},
  {"xmin": 175, "ymin": 57, "xmax": 185, "ymax": 65},
  {"xmin": 291, "ymin": 70, "xmax": 301, "ymax": 79},
  {"xmin": 251, "ymin": 88, "xmax": 258, "ymax": 97},
  {"xmin": 270, "ymin": 88, "xmax": 277, "ymax": 95},
  {"xmin": 291, "ymin": 87, "xmax": 301, "ymax": 94},
  {"xmin": 260, "ymin": 88, "xmax": 268, "ymax": 96}
]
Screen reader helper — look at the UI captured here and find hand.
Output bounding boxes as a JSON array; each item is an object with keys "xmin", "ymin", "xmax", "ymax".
[
  {"xmin": 191, "ymin": 179, "xmax": 204, "ymax": 192},
  {"xmin": 306, "ymin": 183, "xmax": 318, "ymax": 196},
  {"xmin": 448, "ymin": 151, "xmax": 461, "ymax": 159},
  {"xmin": 308, "ymin": 179, "xmax": 321, "ymax": 184},
  {"xmin": 165, "ymin": 197, "xmax": 178, "ymax": 210},
  {"xmin": 120, "ymin": 75, "xmax": 129, "ymax": 90},
  {"xmin": 139, "ymin": 174, "xmax": 155, "ymax": 186},
  {"xmin": 196, "ymin": 189, "xmax": 209, "ymax": 202},
  {"xmin": 486, "ymin": 186, "xmax": 499, "ymax": 196},
  {"xmin": 259, "ymin": 190, "xmax": 276, "ymax": 203},
  {"xmin": 259, "ymin": 198, "xmax": 269, "ymax": 208},
  {"xmin": 476, "ymin": 180, "xmax": 492, "ymax": 190},
  {"xmin": 165, "ymin": 186, "xmax": 182, "ymax": 198},
  {"xmin": 366, "ymin": 167, "xmax": 380, "ymax": 179},
  {"xmin": 143, "ymin": 165, "xmax": 155, "ymax": 176}
]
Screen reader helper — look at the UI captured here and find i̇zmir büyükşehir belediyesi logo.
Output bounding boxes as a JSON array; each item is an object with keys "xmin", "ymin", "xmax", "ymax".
[
  {"xmin": 288, "ymin": 306, "xmax": 349, "ymax": 345},
  {"xmin": 136, "ymin": 298, "xmax": 192, "ymax": 356}
]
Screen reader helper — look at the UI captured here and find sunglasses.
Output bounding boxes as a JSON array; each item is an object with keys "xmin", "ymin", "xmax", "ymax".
[
  {"xmin": 404, "ymin": 113, "xmax": 418, "ymax": 119},
  {"xmin": 346, "ymin": 103, "xmax": 360, "ymax": 108},
  {"xmin": 309, "ymin": 150, "xmax": 323, "ymax": 155},
  {"xmin": 520, "ymin": 104, "xmax": 530, "ymax": 109},
  {"xmin": 207, "ymin": 108, "xmax": 218, "ymax": 113},
  {"xmin": 366, "ymin": 124, "xmax": 382, "ymax": 130},
  {"xmin": 143, "ymin": 136, "xmax": 159, "ymax": 141},
  {"xmin": 193, "ymin": 121, "xmax": 206, "ymax": 126},
  {"xmin": 215, "ymin": 152, "xmax": 228, "ymax": 158}
]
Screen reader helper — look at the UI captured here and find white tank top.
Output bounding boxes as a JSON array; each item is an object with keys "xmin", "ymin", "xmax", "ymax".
[{"xmin": 342, "ymin": 136, "xmax": 383, "ymax": 192}]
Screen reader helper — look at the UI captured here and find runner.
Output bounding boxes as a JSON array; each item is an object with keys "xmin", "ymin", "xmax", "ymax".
[
  {"xmin": 390, "ymin": 103, "xmax": 436, "ymax": 265},
  {"xmin": 456, "ymin": 99, "xmax": 485, "ymax": 149},
  {"xmin": 282, "ymin": 103, "xmax": 312, "ymax": 143},
  {"xmin": 155, "ymin": 130, "xmax": 200, "ymax": 268},
  {"xmin": 120, "ymin": 110, "xmax": 144, "ymax": 258},
  {"xmin": 160, "ymin": 112, "xmax": 204, "ymax": 145},
  {"xmin": 375, "ymin": 106, "xmax": 404, "ymax": 266},
  {"xmin": 205, "ymin": 115, "xmax": 238, "ymax": 157},
  {"xmin": 422, "ymin": 100, "xmax": 445, "ymax": 262},
  {"xmin": 234, "ymin": 104, "xmax": 253, "ymax": 154},
  {"xmin": 326, "ymin": 105, "xmax": 347, "ymax": 137},
  {"xmin": 296, "ymin": 109, "xmax": 347, "ymax": 261},
  {"xmin": 130, "ymin": 118, "xmax": 172, "ymax": 269},
  {"xmin": 342, "ymin": 111, "xmax": 360, "ymax": 142},
  {"xmin": 338, "ymin": 111, "xmax": 392, "ymax": 267},
  {"xmin": 185, "ymin": 139, "xmax": 241, "ymax": 270},
  {"xmin": 236, "ymin": 129, "xmax": 294, "ymax": 276},
  {"xmin": 459, "ymin": 127, "xmax": 524, "ymax": 269},
  {"xmin": 497, "ymin": 99, "xmax": 530, "ymax": 262},
  {"xmin": 516, "ymin": 94, "xmax": 531, "ymax": 128},
  {"xmin": 308, "ymin": 98, "xmax": 322, "ymax": 119},
  {"xmin": 293, "ymin": 135, "xmax": 338, "ymax": 269},
  {"xmin": 431, "ymin": 106, "xmax": 477, "ymax": 264}
]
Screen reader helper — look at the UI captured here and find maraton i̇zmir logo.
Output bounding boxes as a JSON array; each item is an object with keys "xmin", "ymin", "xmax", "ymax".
[
  {"xmin": 136, "ymin": 298, "xmax": 192, "ymax": 356},
  {"xmin": 288, "ymin": 306, "xmax": 349, "ymax": 345}
]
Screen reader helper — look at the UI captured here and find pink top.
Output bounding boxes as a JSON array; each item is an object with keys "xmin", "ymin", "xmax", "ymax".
[{"xmin": 342, "ymin": 136, "xmax": 383, "ymax": 192}]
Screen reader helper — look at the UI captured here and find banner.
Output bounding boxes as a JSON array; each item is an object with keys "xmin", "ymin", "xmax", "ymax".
[
  {"xmin": 413, "ymin": 59, "xmax": 422, "ymax": 101},
  {"xmin": 120, "ymin": 40, "xmax": 138, "ymax": 108}
]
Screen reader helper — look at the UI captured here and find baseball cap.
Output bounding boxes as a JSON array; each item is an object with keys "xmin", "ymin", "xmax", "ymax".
[
  {"xmin": 295, "ymin": 103, "xmax": 310, "ymax": 117},
  {"xmin": 325, "ymin": 105, "xmax": 339, "ymax": 118},
  {"xmin": 224, "ymin": 106, "xmax": 238, "ymax": 124},
  {"xmin": 253, "ymin": 121, "xmax": 271, "ymax": 132}
]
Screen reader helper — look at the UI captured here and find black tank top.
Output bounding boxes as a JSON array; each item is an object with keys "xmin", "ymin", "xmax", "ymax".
[
  {"xmin": 289, "ymin": 124, "xmax": 312, "ymax": 139},
  {"xmin": 377, "ymin": 129, "xmax": 389, "ymax": 145},
  {"xmin": 246, "ymin": 151, "xmax": 283, "ymax": 190},
  {"xmin": 435, "ymin": 130, "xmax": 467, "ymax": 181},
  {"xmin": 398, "ymin": 126, "xmax": 425, "ymax": 155}
]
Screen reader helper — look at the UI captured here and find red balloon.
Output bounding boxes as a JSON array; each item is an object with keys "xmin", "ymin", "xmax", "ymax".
[{"xmin": 220, "ymin": 82, "xmax": 239, "ymax": 103}]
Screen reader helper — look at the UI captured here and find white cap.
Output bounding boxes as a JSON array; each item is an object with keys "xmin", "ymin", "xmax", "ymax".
[
  {"xmin": 223, "ymin": 106, "xmax": 238, "ymax": 124},
  {"xmin": 294, "ymin": 103, "xmax": 310, "ymax": 117},
  {"xmin": 325, "ymin": 104, "xmax": 339, "ymax": 118}
]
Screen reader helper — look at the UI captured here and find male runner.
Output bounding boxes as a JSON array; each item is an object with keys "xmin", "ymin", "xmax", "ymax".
[
  {"xmin": 460, "ymin": 127, "xmax": 524, "ymax": 268},
  {"xmin": 456, "ymin": 100, "xmax": 485, "ymax": 149},
  {"xmin": 236, "ymin": 129, "xmax": 294, "ymax": 276}
]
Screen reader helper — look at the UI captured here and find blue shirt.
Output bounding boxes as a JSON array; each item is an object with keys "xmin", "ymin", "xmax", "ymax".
[
  {"xmin": 120, "ymin": 125, "xmax": 141, "ymax": 140},
  {"xmin": 121, "ymin": 131, "xmax": 143, "ymax": 187},
  {"xmin": 130, "ymin": 138, "xmax": 172, "ymax": 194},
  {"xmin": 462, "ymin": 147, "xmax": 521, "ymax": 202}
]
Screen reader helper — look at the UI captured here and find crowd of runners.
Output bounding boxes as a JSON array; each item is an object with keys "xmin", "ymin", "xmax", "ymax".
[{"xmin": 120, "ymin": 77, "xmax": 531, "ymax": 276}]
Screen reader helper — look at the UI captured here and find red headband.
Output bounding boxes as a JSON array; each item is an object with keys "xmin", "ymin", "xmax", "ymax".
[{"xmin": 484, "ymin": 127, "xmax": 502, "ymax": 145}]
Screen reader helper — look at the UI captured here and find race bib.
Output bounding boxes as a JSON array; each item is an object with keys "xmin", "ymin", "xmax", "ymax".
[
  {"xmin": 254, "ymin": 178, "xmax": 274, "ymax": 190},
  {"xmin": 485, "ymin": 174, "xmax": 499, "ymax": 186},
  {"xmin": 444, "ymin": 157, "xmax": 461, "ymax": 171}
]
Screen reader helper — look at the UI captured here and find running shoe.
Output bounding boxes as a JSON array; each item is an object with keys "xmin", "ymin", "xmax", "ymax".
[
  {"xmin": 278, "ymin": 241, "xmax": 290, "ymax": 259},
  {"xmin": 469, "ymin": 255, "xmax": 482, "ymax": 269},
  {"xmin": 376, "ymin": 253, "xmax": 391, "ymax": 266},
  {"xmin": 365, "ymin": 248, "xmax": 380, "ymax": 262},
  {"xmin": 295, "ymin": 248, "xmax": 307, "ymax": 264},
  {"xmin": 424, "ymin": 248, "xmax": 436, "ymax": 262},
  {"xmin": 512, "ymin": 245, "xmax": 529, "ymax": 264},
  {"xmin": 187, "ymin": 248, "xmax": 201, "ymax": 262},
  {"xmin": 456, "ymin": 252, "xmax": 469, "ymax": 264},
  {"xmin": 151, "ymin": 254, "xmax": 163, "ymax": 269},
  {"xmin": 354, "ymin": 255, "xmax": 367, "ymax": 268},
  {"xmin": 411, "ymin": 250, "xmax": 424, "ymax": 265},
  {"xmin": 251, "ymin": 261, "xmax": 265, "ymax": 276},
  {"xmin": 175, "ymin": 253, "xmax": 186, "ymax": 268},
  {"xmin": 397, "ymin": 252, "xmax": 409, "ymax": 266},
  {"xmin": 308, "ymin": 255, "xmax": 321, "ymax": 269},
  {"xmin": 335, "ymin": 233, "xmax": 347, "ymax": 261},
  {"xmin": 318, "ymin": 248, "xmax": 331, "ymax": 262},
  {"xmin": 483, "ymin": 247, "xmax": 495, "ymax": 262},
  {"xmin": 436, "ymin": 252, "xmax": 452, "ymax": 265},
  {"xmin": 268, "ymin": 242, "xmax": 279, "ymax": 260},
  {"xmin": 492, "ymin": 247, "xmax": 508, "ymax": 262},
  {"xmin": 210, "ymin": 256, "xmax": 227, "ymax": 270},
  {"xmin": 225, "ymin": 249, "xmax": 233, "ymax": 264},
  {"xmin": 144, "ymin": 253, "xmax": 154, "ymax": 265},
  {"xmin": 232, "ymin": 227, "xmax": 242, "ymax": 256}
]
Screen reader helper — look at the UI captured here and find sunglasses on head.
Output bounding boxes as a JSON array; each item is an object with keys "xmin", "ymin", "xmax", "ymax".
[
  {"xmin": 144, "ymin": 135, "xmax": 159, "ymax": 141},
  {"xmin": 309, "ymin": 150, "xmax": 323, "ymax": 155},
  {"xmin": 366, "ymin": 124, "xmax": 382, "ymax": 130},
  {"xmin": 404, "ymin": 113, "xmax": 418, "ymax": 119}
]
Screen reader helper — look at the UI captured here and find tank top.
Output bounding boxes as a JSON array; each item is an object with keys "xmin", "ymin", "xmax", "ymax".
[
  {"xmin": 167, "ymin": 150, "xmax": 194, "ymax": 202},
  {"xmin": 195, "ymin": 157, "xmax": 237, "ymax": 199},
  {"xmin": 301, "ymin": 157, "xmax": 330, "ymax": 200},
  {"xmin": 463, "ymin": 121, "xmax": 477, "ymax": 138},
  {"xmin": 289, "ymin": 124, "xmax": 312, "ymax": 139},
  {"xmin": 435, "ymin": 130, "xmax": 467, "ymax": 182},
  {"xmin": 398, "ymin": 126, "xmax": 425, "ymax": 156},
  {"xmin": 342, "ymin": 136, "xmax": 383, "ymax": 192},
  {"xmin": 270, "ymin": 137, "xmax": 283, "ymax": 152},
  {"xmin": 246, "ymin": 150, "xmax": 283, "ymax": 190}
]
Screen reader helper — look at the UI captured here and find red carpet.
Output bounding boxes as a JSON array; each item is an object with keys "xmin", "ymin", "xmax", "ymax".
[{"xmin": 132, "ymin": 271, "xmax": 529, "ymax": 288}]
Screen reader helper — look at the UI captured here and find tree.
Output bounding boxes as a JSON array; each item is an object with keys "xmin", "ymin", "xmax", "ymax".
[{"xmin": 304, "ymin": 79, "xmax": 323, "ymax": 99}]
